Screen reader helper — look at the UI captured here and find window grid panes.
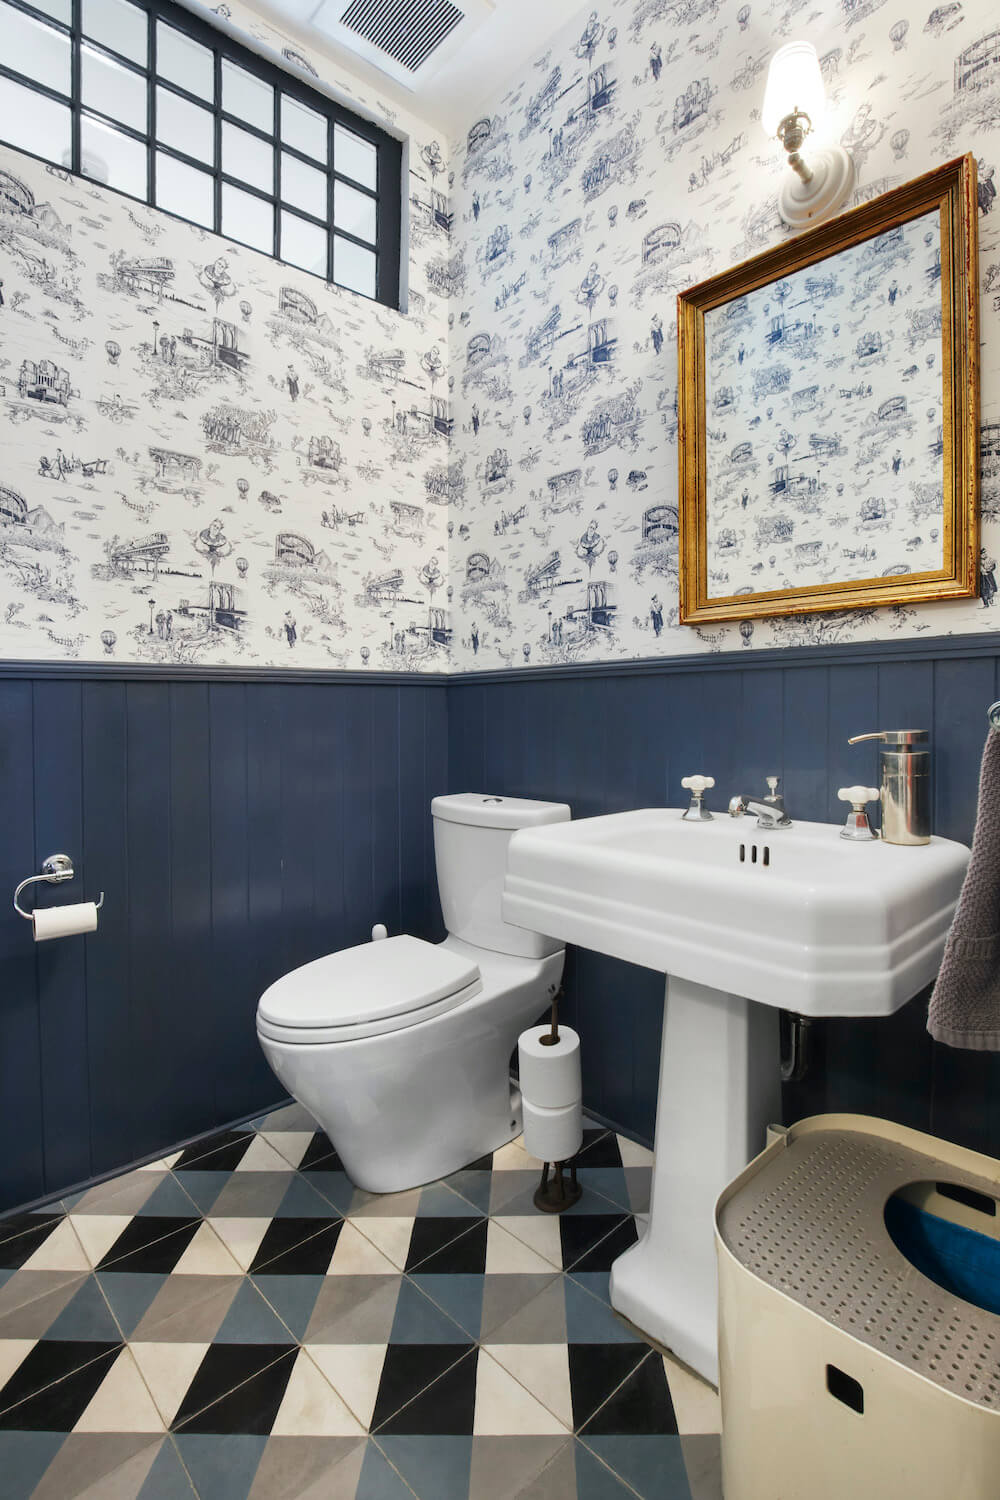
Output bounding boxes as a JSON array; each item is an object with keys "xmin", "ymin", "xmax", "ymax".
[{"xmin": 0, "ymin": 0, "xmax": 400, "ymax": 304}]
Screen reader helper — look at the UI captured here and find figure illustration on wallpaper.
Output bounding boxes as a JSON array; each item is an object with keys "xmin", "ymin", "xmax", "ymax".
[{"xmin": 981, "ymin": 549, "xmax": 998, "ymax": 608}]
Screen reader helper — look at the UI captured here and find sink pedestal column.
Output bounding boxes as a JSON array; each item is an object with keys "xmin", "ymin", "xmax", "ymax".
[{"xmin": 609, "ymin": 975, "xmax": 781, "ymax": 1386}]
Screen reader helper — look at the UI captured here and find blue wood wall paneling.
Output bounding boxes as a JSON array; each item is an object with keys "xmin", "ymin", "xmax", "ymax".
[
  {"xmin": 0, "ymin": 677, "xmax": 447, "ymax": 1213},
  {"xmin": 448, "ymin": 648, "xmax": 1000, "ymax": 1151}
]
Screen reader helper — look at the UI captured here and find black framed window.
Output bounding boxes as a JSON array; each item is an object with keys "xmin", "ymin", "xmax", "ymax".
[{"xmin": 0, "ymin": 0, "xmax": 402, "ymax": 305}]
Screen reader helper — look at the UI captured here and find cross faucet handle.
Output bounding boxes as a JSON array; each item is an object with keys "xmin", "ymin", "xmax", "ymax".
[{"xmin": 681, "ymin": 775, "xmax": 715, "ymax": 794}]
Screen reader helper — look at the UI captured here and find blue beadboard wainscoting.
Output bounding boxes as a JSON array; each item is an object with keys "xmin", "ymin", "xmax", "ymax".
[
  {"xmin": 448, "ymin": 634, "xmax": 1000, "ymax": 1155},
  {"xmin": 4, "ymin": 633, "xmax": 1000, "ymax": 1215},
  {"xmin": 0, "ymin": 667, "xmax": 448, "ymax": 1214}
]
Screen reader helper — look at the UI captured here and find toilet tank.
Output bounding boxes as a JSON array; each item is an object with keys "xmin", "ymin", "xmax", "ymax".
[{"xmin": 432, "ymin": 793, "xmax": 571, "ymax": 958}]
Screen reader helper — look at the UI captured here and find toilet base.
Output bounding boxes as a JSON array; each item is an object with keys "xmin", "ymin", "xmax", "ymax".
[{"xmin": 257, "ymin": 941, "xmax": 563, "ymax": 1195}]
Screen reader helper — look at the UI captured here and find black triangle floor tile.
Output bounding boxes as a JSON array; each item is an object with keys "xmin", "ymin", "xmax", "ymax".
[
  {"xmin": 404, "ymin": 1218, "xmax": 485, "ymax": 1274},
  {"xmin": 171, "ymin": 1343, "xmax": 296, "ymax": 1431},
  {"xmin": 567, "ymin": 1343, "xmax": 650, "ymax": 1432},
  {"xmin": 173, "ymin": 1130, "xmax": 255, "ymax": 1172},
  {"xmin": 0, "ymin": 1341, "xmax": 123, "ymax": 1430},
  {"xmin": 580, "ymin": 1352, "xmax": 679, "ymax": 1436},
  {"xmin": 557, "ymin": 1215, "xmax": 635, "ymax": 1273},
  {"xmin": 0, "ymin": 1215, "xmax": 66, "ymax": 1270},
  {"xmin": 173, "ymin": 1346, "xmax": 298, "ymax": 1435},
  {"xmin": 95, "ymin": 1216, "xmax": 203, "ymax": 1272},
  {"xmin": 575, "ymin": 1132, "xmax": 624, "ymax": 1169},
  {"xmin": 563, "ymin": 1216, "xmax": 639, "ymax": 1274},
  {"xmin": 248, "ymin": 1218, "xmax": 343, "ymax": 1275},
  {"xmin": 370, "ymin": 1344, "xmax": 474, "ymax": 1433},
  {"xmin": 298, "ymin": 1132, "xmax": 342, "ymax": 1171}
]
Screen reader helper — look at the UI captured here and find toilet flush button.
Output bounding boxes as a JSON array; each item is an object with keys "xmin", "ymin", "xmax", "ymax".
[{"xmin": 371, "ymin": 924, "xmax": 388, "ymax": 941}]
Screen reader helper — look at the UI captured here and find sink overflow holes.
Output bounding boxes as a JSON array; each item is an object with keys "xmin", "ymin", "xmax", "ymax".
[{"xmin": 738, "ymin": 844, "xmax": 770, "ymax": 866}]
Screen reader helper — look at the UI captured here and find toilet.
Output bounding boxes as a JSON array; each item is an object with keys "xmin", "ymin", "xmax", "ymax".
[{"xmin": 256, "ymin": 793, "xmax": 570, "ymax": 1193}]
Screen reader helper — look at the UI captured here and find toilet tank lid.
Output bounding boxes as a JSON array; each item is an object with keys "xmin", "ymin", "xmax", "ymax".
[
  {"xmin": 258, "ymin": 934, "xmax": 480, "ymax": 1031},
  {"xmin": 432, "ymin": 793, "xmax": 571, "ymax": 830}
]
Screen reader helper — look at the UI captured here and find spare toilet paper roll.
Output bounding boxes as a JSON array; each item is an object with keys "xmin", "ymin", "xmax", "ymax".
[
  {"xmin": 518, "ymin": 1024, "xmax": 582, "ymax": 1109},
  {"xmin": 522, "ymin": 1097, "xmax": 583, "ymax": 1165},
  {"xmin": 33, "ymin": 902, "xmax": 99, "ymax": 943}
]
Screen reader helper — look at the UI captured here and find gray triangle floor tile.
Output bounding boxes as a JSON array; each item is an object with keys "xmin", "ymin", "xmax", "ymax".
[
  {"xmin": 46, "ymin": 1276, "xmax": 123, "ymax": 1342},
  {"xmin": 468, "ymin": 1436, "xmax": 569, "ymax": 1500},
  {"xmin": 389, "ymin": 1280, "xmax": 472, "ymax": 1345},
  {"xmin": 98, "ymin": 1273, "xmax": 172, "ymax": 1339},
  {"xmin": 274, "ymin": 1175, "xmax": 342, "ymax": 1219},
  {"xmin": 174, "ymin": 1434, "xmax": 268, "ymax": 1500},
  {"xmin": 213, "ymin": 1280, "xmax": 298, "ymax": 1344},
  {"xmin": 31, "ymin": 1433, "xmax": 164, "ymax": 1500},
  {"xmin": 300, "ymin": 1275, "xmax": 402, "ymax": 1345},
  {"xmin": 0, "ymin": 1430, "xmax": 67, "ymax": 1498},
  {"xmin": 377, "ymin": 1435, "xmax": 472, "ymax": 1499},
  {"xmin": 571, "ymin": 1441, "xmax": 642, "ymax": 1498},
  {"xmin": 138, "ymin": 1178, "xmax": 205, "ymax": 1219},
  {"xmin": 171, "ymin": 1173, "xmax": 234, "ymax": 1215},
  {"xmin": 357, "ymin": 1440, "xmax": 419, "ymax": 1499},
  {"xmin": 582, "ymin": 1437, "xmax": 692, "ymax": 1498},
  {"xmin": 679, "ymin": 1435, "xmax": 723, "ymax": 1500},
  {"xmin": 0, "ymin": 1273, "xmax": 88, "ymax": 1338},
  {"xmin": 246, "ymin": 1436, "xmax": 366, "ymax": 1499},
  {"xmin": 130, "ymin": 1276, "xmax": 243, "ymax": 1345},
  {"xmin": 252, "ymin": 1274, "xmax": 326, "ymax": 1342},
  {"xmin": 137, "ymin": 1437, "xmax": 200, "ymax": 1498}
]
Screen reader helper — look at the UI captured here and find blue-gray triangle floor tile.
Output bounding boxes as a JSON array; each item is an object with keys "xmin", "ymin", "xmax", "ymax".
[{"xmin": 174, "ymin": 1434, "xmax": 268, "ymax": 1500}]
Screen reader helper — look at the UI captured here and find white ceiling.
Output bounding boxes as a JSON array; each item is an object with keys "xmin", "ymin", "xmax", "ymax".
[{"xmin": 244, "ymin": 0, "xmax": 588, "ymax": 135}]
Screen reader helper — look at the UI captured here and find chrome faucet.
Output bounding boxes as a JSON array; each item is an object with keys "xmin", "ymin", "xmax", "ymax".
[{"xmin": 728, "ymin": 776, "xmax": 792, "ymax": 830}]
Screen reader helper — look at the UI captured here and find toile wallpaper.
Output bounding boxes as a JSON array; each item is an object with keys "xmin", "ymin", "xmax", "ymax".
[
  {"xmin": 445, "ymin": 0, "xmax": 1000, "ymax": 669},
  {"xmin": 0, "ymin": 0, "xmax": 454, "ymax": 670},
  {"xmin": 1, "ymin": 0, "xmax": 1000, "ymax": 673}
]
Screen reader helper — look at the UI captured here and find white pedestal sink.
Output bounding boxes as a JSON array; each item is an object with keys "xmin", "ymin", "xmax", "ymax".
[{"xmin": 503, "ymin": 808, "xmax": 969, "ymax": 1384}]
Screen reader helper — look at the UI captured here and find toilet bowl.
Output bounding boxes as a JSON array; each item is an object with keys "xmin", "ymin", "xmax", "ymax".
[{"xmin": 256, "ymin": 793, "xmax": 570, "ymax": 1194}]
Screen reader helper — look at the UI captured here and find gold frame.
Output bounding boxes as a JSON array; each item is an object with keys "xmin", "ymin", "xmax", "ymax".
[{"xmin": 677, "ymin": 154, "xmax": 980, "ymax": 626}]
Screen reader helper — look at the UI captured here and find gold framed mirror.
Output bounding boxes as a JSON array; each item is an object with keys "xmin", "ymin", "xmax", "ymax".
[{"xmin": 677, "ymin": 154, "xmax": 980, "ymax": 626}]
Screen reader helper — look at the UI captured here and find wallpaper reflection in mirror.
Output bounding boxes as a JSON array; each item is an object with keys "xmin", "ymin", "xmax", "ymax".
[{"xmin": 704, "ymin": 209, "xmax": 944, "ymax": 598}]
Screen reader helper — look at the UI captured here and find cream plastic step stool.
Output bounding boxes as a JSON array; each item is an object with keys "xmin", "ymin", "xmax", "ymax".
[{"xmin": 715, "ymin": 1114, "xmax": 1000, "ymax": 1500}]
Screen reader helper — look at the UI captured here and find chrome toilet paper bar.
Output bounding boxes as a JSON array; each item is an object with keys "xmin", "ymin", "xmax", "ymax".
[{"xmin": 13, "ymin": 853, "xmax": 105, "ymax": 920}]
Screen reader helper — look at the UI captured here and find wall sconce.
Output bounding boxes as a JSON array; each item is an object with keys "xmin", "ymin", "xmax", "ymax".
[{"xmin": 762, "ymin": 40, "xmax": 854, "ymax": 228}]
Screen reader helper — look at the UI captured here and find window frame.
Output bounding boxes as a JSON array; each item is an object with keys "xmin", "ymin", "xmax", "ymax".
[{"xmin": 0, "ymin": 0, "xmax": 402, "ymax": 306}]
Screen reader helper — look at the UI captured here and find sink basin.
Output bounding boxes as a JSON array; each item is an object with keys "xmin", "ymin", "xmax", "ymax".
[
  {"xmin": 502, "ymin": 806, "xmax": 970, "ymax": 1384},
  {"xmin": 504, "ymin": 808, "xmax": 969, "ymax": 1017}
]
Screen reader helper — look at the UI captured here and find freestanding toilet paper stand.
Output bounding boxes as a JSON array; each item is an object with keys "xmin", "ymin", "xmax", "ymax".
[{"xmin": 528, "ymin": 991, "xmax": 584, "ymax": 1213}]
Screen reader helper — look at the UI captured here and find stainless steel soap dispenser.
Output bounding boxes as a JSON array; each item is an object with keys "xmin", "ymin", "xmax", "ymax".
[{"xmin": 847, "ymin": 730, "xmax": 930, "ymax": 845}]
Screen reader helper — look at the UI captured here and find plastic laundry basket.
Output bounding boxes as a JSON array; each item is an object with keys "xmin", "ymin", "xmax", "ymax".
[{"xmin": 715, "ymin": 1114, "xmax": 1000, "ymax": 1500}]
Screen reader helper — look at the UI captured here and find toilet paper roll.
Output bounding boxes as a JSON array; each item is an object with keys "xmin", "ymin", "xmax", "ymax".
[
  {"xmin": 33, "ymin": 902, "xmax": 99, "ymax": 943},
  {"xmin": 522, "ymin": 1096, "xmax": 583, "ymax": 1165},
  {"xmin": 518, "ymin": 1025, "xmax": 582, "ymax": 1109}
]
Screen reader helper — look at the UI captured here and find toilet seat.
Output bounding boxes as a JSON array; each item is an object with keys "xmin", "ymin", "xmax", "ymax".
[{"xmin": 256, "ymin": 933, "xmax": 483, "ymax": 1045}]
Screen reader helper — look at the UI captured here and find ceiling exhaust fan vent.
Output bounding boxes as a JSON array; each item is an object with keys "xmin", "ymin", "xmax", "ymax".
[{"xmin": 339, "ymin": 0, "xmax": 465, "ymax": 72}]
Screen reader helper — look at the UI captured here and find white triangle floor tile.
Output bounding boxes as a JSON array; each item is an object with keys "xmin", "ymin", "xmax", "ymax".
[
  {"xmin": 474, "ymin": 1349, "xmax": 570, "ymax": 1436},
  {"xmin": 139, "ymin": 1152, "xmax": 182, "ymax": 1171},
  {"xmin": 492, "ymin": 1215, "xmax": 563, "ymax": 1269},
  {"xmin": 0, "ymin": 1338, "xmax": 37, "ymax": 1392},
  {"xmin": 258, "ymin": 1131, "xmax": 315, "ymax": 1170},
  {"xmin": 483, "ymin": 1343, "xmax": 574, "ymax": 1430},
  {"xmin": 348, "ymin": 1217, "xmax": 414, "ymax": 1271},
  {"xmin": 206, "ymin": 1217, "xmax": 272, "ymax": 1272},
  {"xmin": 306, "ymin": 1344, "xmax": 388, "ymax": 1430},
  {"xmin": 21, "ymin": 1218, "xmax": 91, "ymax": 1273},
  {"xmin": 616, "ymin": 1137, "xmax": 654, "ymax": 1168},
  {"xmin": 73, "ymin": 1347, "xmax": 166, "ymax": 1433},
  {"xmin": 130, "ymin": 1341, "xmax": 210, "ymax": 1426},
  {"xmin": 170, "ymin": 1223, "xmax": 243, "ymax": 1276},
  {"xmin": 69, "ymin": 1215, "xmax": 134, "ymax": 1269},
  {"xmin": 662, "ymin": 1353, "xmax": 721, "ymax": 1435},
  {"xmin": 235, "ymin": 1137, "xmax": 296, "ymax": 1173},
  {"xmin": 485, "ymin": 1221, "xmax": 559, "ymax": 1276},
  {"xmin": 326, "ymin": 1223, "xmax": 399, "ymax": 1277},
  {"xmin": 490, "ymin": 1140, "xmax": 534, "ymax": 1172},
  {"xmin": 270, "ymin": 1350, "xmax": 366, "ymax": 1436}
]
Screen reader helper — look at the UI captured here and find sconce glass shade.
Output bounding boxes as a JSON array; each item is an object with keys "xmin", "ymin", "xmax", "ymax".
[{"xmin": 761, "ymin": 41, "xmax": 825, "ymax": 138}]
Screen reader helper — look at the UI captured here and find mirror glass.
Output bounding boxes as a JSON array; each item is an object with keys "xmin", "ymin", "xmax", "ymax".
[{"xmin": 704, "ymin": 210, "xmax": 944, "ymax": 598}]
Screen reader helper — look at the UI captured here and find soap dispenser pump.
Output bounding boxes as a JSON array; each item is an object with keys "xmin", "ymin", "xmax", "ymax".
[{"xmin": 847, "ymin": 729, "xmax": 930, "ymax": 845}]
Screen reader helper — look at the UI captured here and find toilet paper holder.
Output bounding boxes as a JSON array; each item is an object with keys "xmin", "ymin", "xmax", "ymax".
[{"xmin": 13, "ymin": 853, "xmax": 105, "ymax": 921}]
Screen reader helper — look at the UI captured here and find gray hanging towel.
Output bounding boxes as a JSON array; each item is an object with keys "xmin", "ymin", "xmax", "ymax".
[{"xmin": 928, "ymin": 728, "xmax": 1000, "ymax": 1050}]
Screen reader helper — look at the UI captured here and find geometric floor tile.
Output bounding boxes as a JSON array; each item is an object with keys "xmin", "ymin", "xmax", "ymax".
[{"xmin": 0, "ymin": 1108, "xmax": 722, "ymax": 1499}]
